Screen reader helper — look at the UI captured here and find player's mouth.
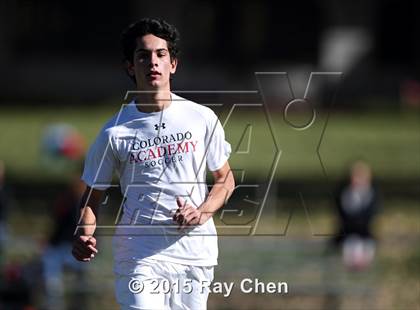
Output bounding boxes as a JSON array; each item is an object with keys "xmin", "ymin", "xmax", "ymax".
[{"xmin": 147, "ymin": 71, "xmax": 161, "ymax": 79}]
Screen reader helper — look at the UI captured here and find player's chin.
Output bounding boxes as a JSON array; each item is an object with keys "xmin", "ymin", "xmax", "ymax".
[{"xmin": 145, "ymin": 78, "xmax": 161, "ymax": 87}]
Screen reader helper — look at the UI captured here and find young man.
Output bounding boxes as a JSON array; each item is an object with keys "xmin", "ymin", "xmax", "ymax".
[{"xmin": 72, "ymin": 18, "xmax": 235, "ymax": 309}]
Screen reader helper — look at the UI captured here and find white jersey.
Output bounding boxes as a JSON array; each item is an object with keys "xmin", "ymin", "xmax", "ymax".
[{"xmin": 81, "ymin": 93, "xmax": 231, "ymax": 266}]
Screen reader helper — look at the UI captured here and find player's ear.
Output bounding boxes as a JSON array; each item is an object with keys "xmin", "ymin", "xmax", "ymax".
[
  {"xmin": 170, "ymin": 58, "xmax": 178, "ymax": 74},
  {"xmin": 125, "ymin": 60, "xmax": 135, "ymax": 77}
]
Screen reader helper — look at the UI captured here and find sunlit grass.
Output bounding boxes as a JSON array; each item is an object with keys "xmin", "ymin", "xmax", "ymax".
[{"xmin": 0, "ymin": 106, "xmax": 419, "ymax": 182}]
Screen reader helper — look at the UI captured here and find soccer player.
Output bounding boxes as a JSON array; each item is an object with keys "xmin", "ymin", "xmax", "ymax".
[{"xmin": 72, "ymin": 18, "xmax": 235, "ymax": 310}]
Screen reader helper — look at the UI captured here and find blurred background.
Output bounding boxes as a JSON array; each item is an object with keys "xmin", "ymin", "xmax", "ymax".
[{"xmin": 0, "ymin": 0, "xmax": 419, "ymax": 309}]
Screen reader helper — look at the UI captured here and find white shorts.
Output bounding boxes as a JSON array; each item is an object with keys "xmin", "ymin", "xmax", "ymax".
[{"xmin": 114, "ymin": 259, "xmax": 214, "ymax": 310}]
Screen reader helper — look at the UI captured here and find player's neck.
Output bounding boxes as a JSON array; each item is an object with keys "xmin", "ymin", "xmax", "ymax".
[{"xmin": 135, "ymin": 88, "xmax": 172, "ymax": 113}]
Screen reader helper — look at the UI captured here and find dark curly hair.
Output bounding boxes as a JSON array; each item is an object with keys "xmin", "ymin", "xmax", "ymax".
[{"xmin": 121, "ymin": 18, "xmax": 180, "ymax": 64}]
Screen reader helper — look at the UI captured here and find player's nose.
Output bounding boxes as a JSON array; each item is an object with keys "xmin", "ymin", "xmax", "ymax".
[{"xmin": 149, "ymin": 52, "xmax": 159, "ymax": 67}]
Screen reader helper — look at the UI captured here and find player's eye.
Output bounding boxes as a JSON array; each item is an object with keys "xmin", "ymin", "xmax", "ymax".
[{"xmin": 136, "ymin": 53, "xmax": 148, "ymax": 61}]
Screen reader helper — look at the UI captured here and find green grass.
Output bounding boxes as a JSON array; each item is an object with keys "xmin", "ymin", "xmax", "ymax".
[{"xmin": 0, "ymin": 105, "xmax": 419, "ymax": 182}]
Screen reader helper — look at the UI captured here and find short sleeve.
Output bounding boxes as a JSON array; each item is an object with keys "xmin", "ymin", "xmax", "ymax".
[
  {"xmin": 205, "ymin": 112, "xmax": 231, "ymax": 171},
  {"xmin": 81, "ymin": 129, "xmax": 117, "ymax": 190}
]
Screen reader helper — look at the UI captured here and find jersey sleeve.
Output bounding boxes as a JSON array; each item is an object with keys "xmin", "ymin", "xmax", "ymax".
[
  {"xmin": 205, "ymin": 112, "xmax": 232, "ymax": 171},
  {"xmin": 81, "ymin": 128, "xmax": 117, "ymax": 190}
]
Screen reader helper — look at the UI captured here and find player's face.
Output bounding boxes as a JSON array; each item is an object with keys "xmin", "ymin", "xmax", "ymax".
[{"xmin": 127, "ymin": 34, "xmax": 177, "ymax": 90}]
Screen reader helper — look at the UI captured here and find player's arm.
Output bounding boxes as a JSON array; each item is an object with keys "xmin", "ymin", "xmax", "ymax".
[
  {"xmin": 174, "ymin": 161, "xmax": 235, "ymax": 228},
  {"xmin": 72, "ymin": 186, "xmax": 103, "ymax": 262},
  {"xmin": 199, "ymin": 161, "xmax": 235, "ymax": 222}
]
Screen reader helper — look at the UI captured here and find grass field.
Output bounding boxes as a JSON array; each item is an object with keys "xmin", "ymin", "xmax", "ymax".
[
  {"xmin": 0, "ymin": 105, "xmax": 419, "ymax": 182},
  {"xmin": 0, "ymin": 103, "xmax": 418, "ymax": 309}
]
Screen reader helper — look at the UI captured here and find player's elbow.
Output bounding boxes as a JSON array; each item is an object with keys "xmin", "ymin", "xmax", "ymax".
[{"xmin": 226, "ymin": 170, "xmax": 235, "ymax": 200}]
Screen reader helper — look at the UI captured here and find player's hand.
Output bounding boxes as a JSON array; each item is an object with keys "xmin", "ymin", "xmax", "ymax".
[
  {"xmin": 173, "ymin": 197, "xmax": 209, "ymax": 230},
  {"xmin": 72, "ymin": 235, "xmax": 98, "ymax": 262}
]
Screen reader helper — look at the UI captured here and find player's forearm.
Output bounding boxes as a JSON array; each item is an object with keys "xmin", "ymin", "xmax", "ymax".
[
  {"xmin": 78, "ymin": 206, "xmax": 97, "ymax": 236},
  {"xmin": 199, "ymin": 173, "xmax": 235, "ymax": 221},
  {"xmin": 76, "ymin": 187, "xmax": 103, "ymax": 236}
]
